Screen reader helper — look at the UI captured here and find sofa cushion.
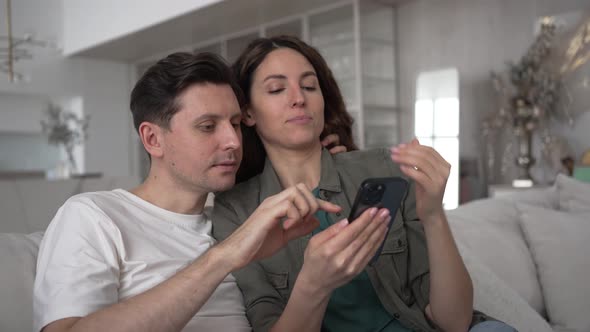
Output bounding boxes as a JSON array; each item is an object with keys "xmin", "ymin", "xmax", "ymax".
[
  {"xmin": 555, "ymin": 174, "xmax": 590, "ymax": 213},
  {"xmin": 0, "ymin": 232, "xmax": 44, "ymax": 332},
  {"xmin": 518, "ymin": 205, "xmax": 590, "ymax": 332},
  {"xmin": 458, "ymin": 244, "xmax": 553, "ymax": 332},
  {"xmin": 447, "ymin": 188, "xmax": 556, "ymax": 314}
]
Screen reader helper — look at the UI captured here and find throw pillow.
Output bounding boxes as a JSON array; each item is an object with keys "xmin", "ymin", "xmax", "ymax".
[
  {"xmin": 458, "ymin": 243, "xmax": 554, "ymax": 332},
  {"xmin": 517, "ymin": 205, "xmax": 590, "ymax": 331},
  {"xmin": 555, "ymin": 173, "xmax": 590, "ymax": 213},
  {"xmin": 447, "ymin": 198, "xmax": 545, "ymax": 313}
]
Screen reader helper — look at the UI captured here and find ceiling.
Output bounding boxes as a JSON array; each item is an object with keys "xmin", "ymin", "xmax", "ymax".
[{"xmin": 71, "ymin": 0, "xmax": 351, "ymax": 63}]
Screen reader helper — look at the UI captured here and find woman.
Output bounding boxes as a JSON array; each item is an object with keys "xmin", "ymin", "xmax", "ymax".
[{"xmin": 213, "ymin": 36, "xmax": 512, "ymax": 332}]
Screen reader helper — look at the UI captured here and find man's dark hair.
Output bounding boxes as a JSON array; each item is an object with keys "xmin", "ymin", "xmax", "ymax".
[{"xmin": 130, "ymin": 52, "xmax": 244, "ymax": 133}]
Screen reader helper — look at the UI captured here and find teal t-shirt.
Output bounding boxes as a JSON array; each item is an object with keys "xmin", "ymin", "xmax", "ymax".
[{"xmin": 312, "ymin": 189, "xmax": 411, "ymax": 332}]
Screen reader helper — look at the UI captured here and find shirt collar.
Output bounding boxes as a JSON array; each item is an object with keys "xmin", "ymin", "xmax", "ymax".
[{"xmin": 258, "ymin": 148, "xmax": 342, "ymax": 201}]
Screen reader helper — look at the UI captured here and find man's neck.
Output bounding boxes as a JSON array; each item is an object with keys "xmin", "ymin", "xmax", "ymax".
[
  {"xmin": 264, "ymin": 142, "xmax": 322, "ymax": 190},
  {"xmin": 130, "ymin": 171, "xmax": 208, "ymax": 215}
]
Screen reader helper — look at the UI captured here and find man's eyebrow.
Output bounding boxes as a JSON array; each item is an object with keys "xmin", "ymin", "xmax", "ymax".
[{"xmin": 193, "ymin": 112, "xmax": 242, "ymax": 123}]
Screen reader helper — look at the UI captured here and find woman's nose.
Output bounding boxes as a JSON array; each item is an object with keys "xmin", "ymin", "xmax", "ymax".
[{"xmin": 290, "ymin": 87, "xmax": 305, "ymax": 108}]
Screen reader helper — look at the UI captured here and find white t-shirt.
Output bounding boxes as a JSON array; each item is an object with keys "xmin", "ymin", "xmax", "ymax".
[{"xmin": 33, "ymin": 189, "xmax": 250, "ymax": 332}]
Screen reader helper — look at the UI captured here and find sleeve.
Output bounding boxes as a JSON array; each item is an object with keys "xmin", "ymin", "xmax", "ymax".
[
  {"xmin": 212, "ymin": 195, "xmax": 286, "ymax": 332},
  {"xmin": 393, "ymin": 158, "xmax": 432, "ymax": 315},
  {"xmin": 33, "ymin": 199, "xmax": 121, "ymax": 332}
]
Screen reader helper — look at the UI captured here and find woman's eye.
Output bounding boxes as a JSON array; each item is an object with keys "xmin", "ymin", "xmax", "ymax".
[
  {"xmin": 268, "ymin": 88, "xmax": 285, "ymax": 94},
  {"xmin": 302, "ymin": 86, "xmax": 317, "ymax": 91}
]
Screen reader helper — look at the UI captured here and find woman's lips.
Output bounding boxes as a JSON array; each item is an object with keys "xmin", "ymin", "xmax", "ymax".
[{"xmin": 287, "ymin": 115, "xmax": 312, "ymax": 124}]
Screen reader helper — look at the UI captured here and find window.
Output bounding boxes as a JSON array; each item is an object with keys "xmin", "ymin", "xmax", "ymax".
[{"xmin": 415, "ymin": 69, "xmax": 459, "ymax": 209}]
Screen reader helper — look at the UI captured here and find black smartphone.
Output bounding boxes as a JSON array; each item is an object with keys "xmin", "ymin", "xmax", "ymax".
[{"xmin": 348, "ymin": 177, "xmax": 408, "ymax": 264}]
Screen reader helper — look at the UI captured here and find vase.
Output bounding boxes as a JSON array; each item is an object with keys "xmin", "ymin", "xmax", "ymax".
[
  {"xmin": 46, "ymin": 145, "xmax": 77, "ymax": 180},
  {"xmin": 513, "ymin": 122, "xmax": 535, "ymax": 187}
]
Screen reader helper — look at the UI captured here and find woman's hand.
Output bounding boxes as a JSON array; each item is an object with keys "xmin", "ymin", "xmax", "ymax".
[
  {"xmin": 321, "ymin": 134, "xmax": 347, "ymax": 154},
  {"xmin": 390, "ymin": 138, "xmax": 451, "ymax": 222},
  {"xmin": 296, "ymin": 207, "xmax": 390, "ymax": 297},
  {"xmin": 218, "ymin": 183, "xmax": 341, "ymax": 271}
]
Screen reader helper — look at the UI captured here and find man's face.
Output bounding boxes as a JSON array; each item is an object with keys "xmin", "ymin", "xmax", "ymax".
[{"xmin": 160, "ymin": 83, "xmax": 243, "ymax": 194}]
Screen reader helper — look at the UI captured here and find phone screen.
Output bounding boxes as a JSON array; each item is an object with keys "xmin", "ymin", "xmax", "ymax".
[{"xmin": 348, "ymin": 177, "xmax": 408, "ymax": 264}]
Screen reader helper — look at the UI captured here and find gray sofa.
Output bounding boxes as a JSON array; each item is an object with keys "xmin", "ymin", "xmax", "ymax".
[
  {"xmin": 447, "ymin": 175, "xmax": 590, "ymax": 332},
  {"xmin": 0, "ymin": 176, "xmax": 139, "ymax": 332},
  {"xmin": 1, "ymin": 175, "xmax": 588, "ymax": 332}
]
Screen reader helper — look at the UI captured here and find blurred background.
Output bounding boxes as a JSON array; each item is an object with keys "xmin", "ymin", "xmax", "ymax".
[{"xmin": 1, "ymin": 0, "xmax": 589, "ymax": 208}]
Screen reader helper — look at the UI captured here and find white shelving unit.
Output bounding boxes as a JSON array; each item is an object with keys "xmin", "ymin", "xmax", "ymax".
[{"xmin": 138, "ymin": 0, "xmax": 400, "ymax": 149}]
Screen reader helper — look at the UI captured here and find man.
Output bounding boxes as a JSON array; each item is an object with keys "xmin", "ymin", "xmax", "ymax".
[{"xmin": 33, "ymin": 52, "xmax": 355, "ymax": 332}]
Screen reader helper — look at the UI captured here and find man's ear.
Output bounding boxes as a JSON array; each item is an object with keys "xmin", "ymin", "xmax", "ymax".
[
  {"xmin": 138, "ymin": 122, "xmax": 164, "ymax": 158},
  {"xmin": 242, "ymin": 108, "xmax": 256, "ymax": 127}
]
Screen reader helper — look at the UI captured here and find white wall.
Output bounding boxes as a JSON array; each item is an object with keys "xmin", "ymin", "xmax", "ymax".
[
  {"xmin": 0, "ymin": 0, "xmax": 136, "ymax": 177},
  {"xmin": 0, "ymin": 95, "xmax": 49, "ymax": 133},
  {"xmin": 397, "ymin": 0, "xmax": 590, "ymax": 182},
  {"xmin": 62, "ymin": 0, "xmax": 224, "ymax": 55}
]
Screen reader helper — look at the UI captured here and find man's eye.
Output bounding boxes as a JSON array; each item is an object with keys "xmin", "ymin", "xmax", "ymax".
[{"xmin": 199, "ymin": 124, "xmax": 215, "ymax": 132}]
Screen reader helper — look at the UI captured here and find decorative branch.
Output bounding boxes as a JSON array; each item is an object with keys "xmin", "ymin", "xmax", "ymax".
[{"xmin": 40, "ymin": 105, "xmax": 90, "ymax": 173}]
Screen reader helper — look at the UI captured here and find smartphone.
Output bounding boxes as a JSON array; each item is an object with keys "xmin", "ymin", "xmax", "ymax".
[{"xmin": 348, "ymin": 177, "xmax": 408, "ymax": 264}]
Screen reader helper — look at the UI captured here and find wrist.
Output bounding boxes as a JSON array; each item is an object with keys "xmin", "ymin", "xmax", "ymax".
[
  {"xmin": 294, "ymin": 268, "xmax": 332, "ymax": 301},
  {"xmin": 205, "ymin": 243, "xmax": 237, "ymax": 275},
  {"xmin": 422, "ymin": 209, "xmax": 447, "ymax": 231}
]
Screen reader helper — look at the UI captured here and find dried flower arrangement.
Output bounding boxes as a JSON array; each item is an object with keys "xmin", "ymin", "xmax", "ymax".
[
  {"xmin": 484, "ymin": 18, "xmax": 574, "ymax": 185},
  {"xmin": 40, "ymin": 104, "xmax": 89, "ymax": 173}
]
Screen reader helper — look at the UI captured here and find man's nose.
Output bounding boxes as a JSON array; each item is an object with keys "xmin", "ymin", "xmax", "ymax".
[{"xmin": 220, "ymin": 123, "xmax": 241, "ymax": 150}]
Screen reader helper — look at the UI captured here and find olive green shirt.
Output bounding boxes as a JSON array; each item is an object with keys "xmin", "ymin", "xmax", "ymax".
[{"xmin": 212, "ymin": 148, "xmax": 491, "ymax": 331}]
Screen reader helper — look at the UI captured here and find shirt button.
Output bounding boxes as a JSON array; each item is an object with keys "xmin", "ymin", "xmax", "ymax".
[
  {"xmin": 336, "ymin": 212, "xmax": 341, "ymax": 217},
  {"xmin": 393, "ymin": 313, "xmax": 400, "ymax": 319}
]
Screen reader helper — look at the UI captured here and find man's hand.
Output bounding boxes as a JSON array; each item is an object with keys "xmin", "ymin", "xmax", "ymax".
[
  {"xmin": 217, "ymin": 183, "xmax": 341, "ymax": 271},
  {"xmin": 390, "ymin": 138, "xmax": 450, "ymax": 222},
  {"xmin": 321, "ymin": 134, "xmax": 347, "ymax": 154}
]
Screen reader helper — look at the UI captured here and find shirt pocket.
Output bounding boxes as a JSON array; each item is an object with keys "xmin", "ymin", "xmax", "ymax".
[
  {"xmin": 266, "ymin": 271, "xmax": 288, "ymax": 289},
  {"xmin": 373, "ymin": 218, "xmax": 409, "ymax": 294},
  {"xmin": 265, "ymin": 270, "xmax": 291, "ymax": 302}
]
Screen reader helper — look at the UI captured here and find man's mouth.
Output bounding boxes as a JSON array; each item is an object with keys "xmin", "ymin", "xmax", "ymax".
[{"xmin": 212, "ymin": 160, "xmax": 238, "ymax": 171}]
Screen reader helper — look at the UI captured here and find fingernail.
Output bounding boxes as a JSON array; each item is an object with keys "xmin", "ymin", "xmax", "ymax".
[
  {"xmin": 391, "ymin": 147, "xmax": 399, "ymax": 153},
  {"xmin": 339, "ymin": 219, "xmax": 349, "ymax": 227},
  {"xmin": 398, "ymin": 143, "xmax": 407, "ymax": 148},
  {"xmin": 369, "ymin": 208, "xmax": 378, "ymax": 217},
  {"xmin": 379, "ymin": 209, "xmax": 390, "ymax": 218}
]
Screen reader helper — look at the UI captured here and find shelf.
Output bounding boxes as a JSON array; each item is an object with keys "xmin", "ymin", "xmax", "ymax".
[
  {"xmin": 361, "ymin": 37, "xmax": 395, "ymax": 45},
  {"xmin": 363, "ymin": 103, "xmax": 399, "ymax": 110},
  {"xmin": 311, "ymin": 36, "xmax": 354, "ymax": 49},
  {"xmin": 363, "ymin": 75, "xmax": 395, "ymax": 82}
]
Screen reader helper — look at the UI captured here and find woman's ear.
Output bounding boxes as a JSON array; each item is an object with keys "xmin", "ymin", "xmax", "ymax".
[{"xmin": 242, "ymin": 108, "xmax": 256, "ymax": 127}]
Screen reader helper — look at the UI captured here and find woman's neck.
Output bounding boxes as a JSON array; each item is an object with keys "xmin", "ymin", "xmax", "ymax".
[{"xmin": 264, "ymin": 142, "xmax": 323, "ymax": 190}]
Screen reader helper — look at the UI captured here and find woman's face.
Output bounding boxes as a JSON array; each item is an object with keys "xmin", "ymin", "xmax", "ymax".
[{"xmin": 246, "ymin": 48, "xmax": 325, "ymax": 150}]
